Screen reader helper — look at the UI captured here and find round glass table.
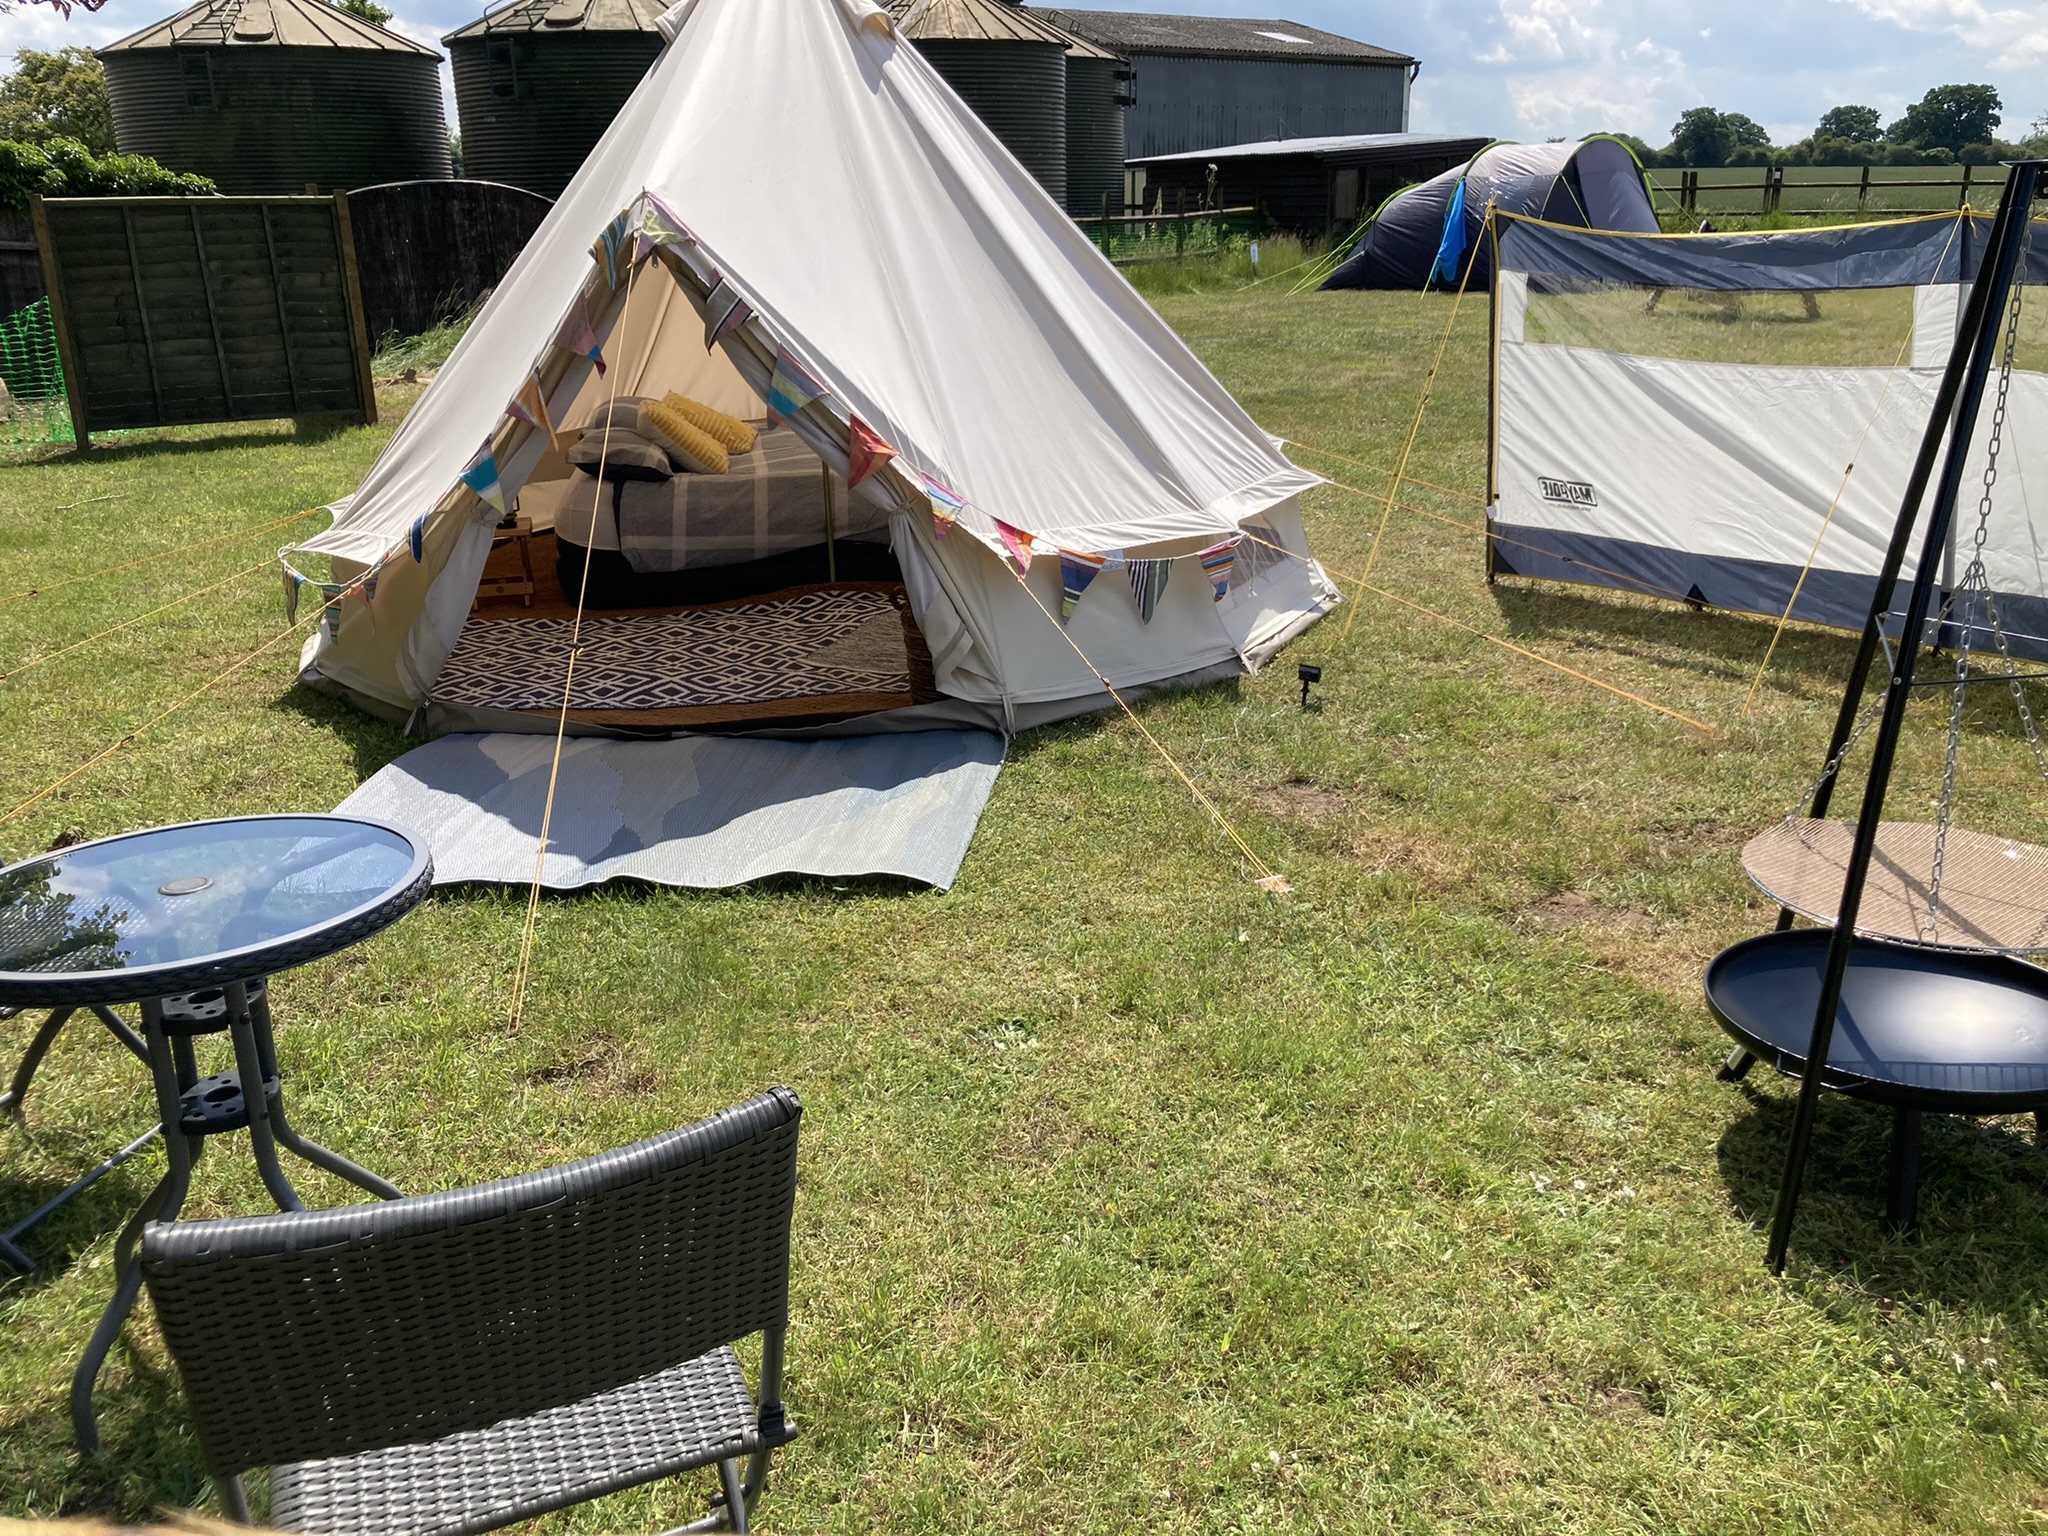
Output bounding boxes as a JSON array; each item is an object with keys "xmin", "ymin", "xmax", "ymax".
[{"xmin": 0, "ymin": 814, "xmax": 432, "ymax": 1451}]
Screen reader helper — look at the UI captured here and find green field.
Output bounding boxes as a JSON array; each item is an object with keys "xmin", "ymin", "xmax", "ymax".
[{"xmin": 6, "ymin": 280, "xmax": 2048, "ymax": 1532}]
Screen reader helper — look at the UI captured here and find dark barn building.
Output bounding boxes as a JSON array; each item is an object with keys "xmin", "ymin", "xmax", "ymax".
[
  {"xmin": 1130, "ymin": 132, "xmax": 1489, "ymax": 235},
  {"xmin": 99, "ymin": 0, "xmax": 451, "ymax": 195},
  {"xmin": 444, "ymin": 0, "xmax": 666, "ymax": 199},
  {"xmin": 1034, "ymin": 9, "xmax": 1414, "ymax": 160}
]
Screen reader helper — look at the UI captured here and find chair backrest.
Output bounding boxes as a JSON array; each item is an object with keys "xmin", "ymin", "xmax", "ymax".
[{"xmin": 141, "ymin": 1087, "xmax": 801, "ymax": 1478}]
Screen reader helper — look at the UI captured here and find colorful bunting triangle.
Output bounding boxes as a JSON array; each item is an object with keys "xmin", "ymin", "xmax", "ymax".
[
  {"xmin": 362, "ymin": 564, "xmax": 379, "ymax": 603},
  {"xmin": 554, "ymin": 293, "xmax": 605, "ymax": 376},
  {"xmin": 282, "ymin": 567, "xmax": 301, "ymax": 624},
  {"xmin": 847, "ymin": 416, "xmax": 897, "ymax": 489},
  {"xmin": 505, "ymin": 373, "xmax": 557, "ymax": 446},
  {"xmin": 994, "ymin": 520, "xmax": 1034, "ymax": 576},
  {"xmin": 919, "ymin": 470, "xmax": 964, "ymax": 537},
  {"xmin": 703, "ymin": 275, "xmax": 752, "ymax": 349},
  {"xmin": 461, "ymin": 445, "xmax": 507, "ymax": 517},
  {"xmin": 1198, "ymin": 535, "xmax": 1240, "ymax": 601},
  {"xmin": 409, "ymin": 513, "xmax": 427, "ymax": 562},
  {"xmin": 765, "ymin": 348, "xmax": 824, "ymax": 427},
  {"xmin": 1128, "ymin": 557, "xmax": 1170, "ymax": 623},
  {"xmin": 592, "ymin": 209, "xmax": 633, "ymax": 290},
  {"xmin": 1058, "ymin": 550, "xmax": 1105, "ymax": 622}
]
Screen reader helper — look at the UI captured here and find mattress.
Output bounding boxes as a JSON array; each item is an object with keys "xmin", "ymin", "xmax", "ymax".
[{"xmin": 550, "ymin": 427, "xmax": 888, "ymax": 573}]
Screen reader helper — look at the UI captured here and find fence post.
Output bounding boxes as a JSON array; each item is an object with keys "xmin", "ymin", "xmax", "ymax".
[
  {"xmin": 1859, "ymin": 164, "xmax": 1870, "ymax": 211},
  {"xmin": 1959, "ymin": 162, "xmax": 1973, "ymax": 210},
  {"xmin": 1683, "ymin": 169, "xmax": 1697, "ymax": 214}
]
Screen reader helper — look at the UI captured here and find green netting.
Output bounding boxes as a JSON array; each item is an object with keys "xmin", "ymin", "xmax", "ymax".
[{"xmin": 0, "ymin": 298, "xmax": 76, "ymax": 451}]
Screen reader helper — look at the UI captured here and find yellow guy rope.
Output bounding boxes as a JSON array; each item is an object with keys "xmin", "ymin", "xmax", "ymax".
[
  {"xmin": 1, "ymin": 557, "xmax": 275, "ymax": 682},
  {"xmin": 506, "ymin": 260, "xmax": 641, "ymax": 1030},
  {"xmin": 1283, "ymin": 440, "xmax": 1487, "ymax": 507},
  {"xmin": 0, "ymin": 506, "xmax": 321, "ymax": 608},
  {"xmin": 1742, "ymin": 216, "xmax": 1966, "ymax": 714},
  {"xmin": 1008, "ymin": 563, "xmax": 1292, "ymax": 894},
  {"xmin": 1341, "ymin": 214, "xmax": 1485, "ymax": 642},
  {"xmin": 1, "ymin": 575, "xmax": 358, "ymax": 828},
  {"xmin": 1234, "ymin": 528, "xmax": 1712, "ymax": 733}
]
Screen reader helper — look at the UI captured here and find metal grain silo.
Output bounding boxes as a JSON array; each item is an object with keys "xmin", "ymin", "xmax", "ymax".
[
  {"xmin": 99, "ymin": 0, "xmax": 451, "ymax": 196},
  {"xmin": 1060, "ymin": 35, "xmax": 1130, "ymax": 218},
  {"xmin": 444, "ymin": 0, "xmax": 665, "ymax": 198},
  {"xmin": 897, "ymin": 0, "xmax": 1067, "ymax": 207}
]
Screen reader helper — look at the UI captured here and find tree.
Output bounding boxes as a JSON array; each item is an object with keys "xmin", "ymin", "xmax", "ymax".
[
  {"xmin": 1667, "ymin": 107, "xmax": 1736, "ymax": 167},
  {"xmin": 1817, "ymin": 104, "xmax": 1882, "ymax": 143},
  {"xmin": 1888, "ymin": 84, "xmax": 2001, "ymax": 155},
  {"xmin": 1722, "ymin": 112, "xmax": 1772, "ymax": 150},
  {"xmin": 0, "ymin": 47, "xmax": 113, "ymax": 154},
  {"xmin": 334, "ymin": 0, "xmax": 392, "ymax": 23}
]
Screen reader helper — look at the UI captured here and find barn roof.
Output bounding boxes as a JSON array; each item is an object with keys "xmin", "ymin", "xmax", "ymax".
[
  {"xmin": 1131, "ymin": 132, "xmax": 1489, "ymax": 167},
  {"xmin": 103, "ymin": 0, "xmax": 440, "ymax": 53},
  {"xmin": 1032, "ymin": 9, "xmax": 1411, "ymax": 64},
  {"xmin": 893, "ymin": 0, "xmax": 1119, "ymax": 58},
  {"xmin": 442, "ymin": 0, "xmax": 668, "ymax": 39}
]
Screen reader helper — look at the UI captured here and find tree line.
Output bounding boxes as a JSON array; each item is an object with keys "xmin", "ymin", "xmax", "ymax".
[{"xmin": 1607, "ymin": 85, "xmax": 2042, "ymax": 169}]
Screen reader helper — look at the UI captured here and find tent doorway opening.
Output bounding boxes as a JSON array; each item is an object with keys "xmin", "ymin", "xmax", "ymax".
[{"xmin": 440, "ymin": 274, "xmax": 936, "ymax": 733}]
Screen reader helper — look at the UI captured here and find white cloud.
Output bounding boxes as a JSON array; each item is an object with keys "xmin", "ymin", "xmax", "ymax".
[{"xmin": 1834, "ymin": 0, "xmax": 2048, "ymax": 62}]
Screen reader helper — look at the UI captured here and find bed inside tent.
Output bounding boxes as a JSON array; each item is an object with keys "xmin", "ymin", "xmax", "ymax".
[{"xmin": 443, "ymin": 270, "xmax": 932, "ymax": 731}]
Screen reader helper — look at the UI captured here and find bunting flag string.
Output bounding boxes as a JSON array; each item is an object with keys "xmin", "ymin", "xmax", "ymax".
[
  {"xmin": 637, "ymin": 193, "xmax": 691, "ymax": 260},
  {"xmin": 765, "ymin": 348, "xmax": 824, "ymax": 427},
  {"xmin": 1058, "ymin": 550, "xmax": 1105, "ymax": 622},
  {"xmin": 1128, "ymin": 558, "xmax": 1170, "ymax": 623},
  {"xmin": 553, "ymin": 293, "xmax": 606, "ymax": 376},
  {"xmin": 994, "ymin": 520, "xmax": 1034, "ymax": 576},
  {"xmin": 361, "ymin": 565, "xmax": 380, "ymax": 603},
  {"xmin": 1198, "ymin": 536, "xmax": 1239, "ymax": 601},
  {"xmin": 408, "ymin": 513, "xmax": 427, "ymax": 563},
  {"xmin": 703, "ymin": 275, "xmax": 752, "ymax": 349},
  {"xmin": 460, "ymin": 445, "xmax": 507, "ymax": 517},
  {"xmin": 848, "ymin": 416, "xmax": 896, "ymax": 489}
]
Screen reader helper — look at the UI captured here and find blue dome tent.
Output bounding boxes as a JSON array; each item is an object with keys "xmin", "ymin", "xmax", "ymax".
[{"xmin": 1321, "ymin": 137, "xmax": 1660, "ymax": 291}]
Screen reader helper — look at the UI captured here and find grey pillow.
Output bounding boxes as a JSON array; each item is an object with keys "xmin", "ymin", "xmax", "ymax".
[
  {"xmin": 564, "ymin": 425, "xmax": 672, "ymax": 481},
  {"xmin": 574, "ymin": 396, "xmax": 648, "ymax": 434}
]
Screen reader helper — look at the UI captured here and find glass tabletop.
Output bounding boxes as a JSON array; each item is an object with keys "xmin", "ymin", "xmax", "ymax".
[{"xmin": 0, "ymin": 816, "xmax": 430, "ymax": 1005}]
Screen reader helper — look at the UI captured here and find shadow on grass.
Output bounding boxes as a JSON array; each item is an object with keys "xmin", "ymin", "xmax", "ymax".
[
  {"xmin": 1715, "ymin": 1079, "xmax": 2048, "ymax": 1311},
  {"xmin": 0, "ymin": 1148, "xmax": 161, "ymax": 1292},
  {"xmin": 4, "ymin": 1344, "xmax": 210, "ymax": 1518},
  {"xmin": 28, "ymin": 420, "xmax": 360, "ymax": 470},
  {"xmin": 268, "ymin": 684, "xmax": 415, "ymax": 786}
]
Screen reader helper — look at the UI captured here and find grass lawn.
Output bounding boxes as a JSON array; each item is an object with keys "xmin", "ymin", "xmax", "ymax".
[{"xmin": 5, "ymin": 280, "xmax": 2048, "ymax": 1533}]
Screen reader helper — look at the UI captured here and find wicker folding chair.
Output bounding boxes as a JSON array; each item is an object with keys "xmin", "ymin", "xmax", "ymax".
[{"xmin": 139, "ymin": 1087, "xmax": 802, "ymax": 1536}]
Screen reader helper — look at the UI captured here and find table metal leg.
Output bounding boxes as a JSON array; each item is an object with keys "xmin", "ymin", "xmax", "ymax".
[
  {"xmin": 89, "ymin": 1005, "xmax": 149, "ymax": 1065},
  {"xmin": 73, "ymin": 999, "xmax": 195, "ymax": 1455},
  {"xmin": 224, "ymin": 982, "xmax": 301, "ymax": 1213},
  {"xmin": 248, "ymin": 983, "xmax": 401, "ymax": 1201},
  {"xmin": 2, "ymin": 1008, "xmax": 74, "ymax": 1114},
  {"xmin": 0, "ymin": 1125, "xmax": 162, "ymax": 1275},
  {"xmin": 1886, "ymin": 1107, "xmax": 1922, "ymax": 1239},
  {"xmin": 1717, "ymin": 1046, "xmax": 1756, "ymax": 1082}
]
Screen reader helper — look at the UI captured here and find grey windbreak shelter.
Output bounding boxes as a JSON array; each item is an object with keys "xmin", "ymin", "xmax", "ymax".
[
  {"xmin": 1322, "ymin": 137, "xmax": 1658, "ymax": 291},
  {"xmin": 1487, "ymin": 211, "xmax": 2048, "ymax": 658}
]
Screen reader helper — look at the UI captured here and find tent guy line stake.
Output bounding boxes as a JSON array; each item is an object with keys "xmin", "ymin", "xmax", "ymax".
[
  {"xmin": 1232, "ymin": 528, "xmax": 1712, "ymax": 733},
  {"xmin": 0, "ymin": 557, "xmax": 275, "ymax": 682},
  {"xmin": 1742, "ymin": 216, "xmax": 1961, "ymax": 716},
  {"xmin": 0, "ymin": 507, "xmax": 321, "ymax": 609},
  {"xmin": 1008, "ymin": 563, "xmax": 1290, "ymax": 895},
  {"xmin": 507, "ymin": 259, "xmax": 643, "ymax": 1032},
  {"xmin": 1341, "ymin": 209, "xmax": 1484, "ymax": 644}
]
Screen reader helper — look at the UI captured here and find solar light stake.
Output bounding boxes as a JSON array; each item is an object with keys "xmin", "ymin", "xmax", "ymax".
[
  {"xmin": 1249, "ymin": 240, "xmax": 1260, "ymax": 272},
  {"xmin": 1297, "ymin": 662, "xmax": 1321, "ymax": 709}
]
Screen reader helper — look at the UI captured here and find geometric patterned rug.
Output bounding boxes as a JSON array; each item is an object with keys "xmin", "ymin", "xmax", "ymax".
[{"xmin": 435, "ymin": 587, "xmax": 910, "ymax": 716}]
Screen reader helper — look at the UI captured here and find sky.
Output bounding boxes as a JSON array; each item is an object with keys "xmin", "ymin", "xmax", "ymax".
[{"xmin": 8, "ymin": 0, "xmax": 2048, "ymax": 148}]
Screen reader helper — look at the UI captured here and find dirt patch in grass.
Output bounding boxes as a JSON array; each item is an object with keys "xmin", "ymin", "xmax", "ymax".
[
  {"xmin": 1518, "ymin": 891, "xmax": 1656, "ymax": 934},
  {"xmin": 1257, "ymin": 779, "xmax": 1355, "ymax": 824}
]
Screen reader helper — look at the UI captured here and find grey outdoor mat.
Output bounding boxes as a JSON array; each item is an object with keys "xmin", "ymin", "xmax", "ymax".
[{"xmin": 335, "ymin": 729, "xmax": 1006, "ymax": 890}]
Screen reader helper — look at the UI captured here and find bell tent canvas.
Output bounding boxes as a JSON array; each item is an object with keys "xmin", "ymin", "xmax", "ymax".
[
  {"xmin": 1321, "ymin": 138, "xmax": 1660, "ymax": 292},
  {"xmin": 288, "ymin": 0, "xmax": 1337, "ymax": 744}
]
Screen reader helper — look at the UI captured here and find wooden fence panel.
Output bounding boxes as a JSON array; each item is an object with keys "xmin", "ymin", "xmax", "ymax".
[
  {"xmin": 31, "ymin": 192, "xmax": 375, "ymax": 445},
  {"xmin": 345, "ymin": 179, "xmax": 552, "ymax": 345}
]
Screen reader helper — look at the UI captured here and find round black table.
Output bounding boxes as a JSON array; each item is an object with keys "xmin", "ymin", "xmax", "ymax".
[
  {"xmin": 0, "ymin": 814, "xmax": 432, "ymax": 1451},
  {"xmin": 1705, "ymin": 929, "xmax": 2048, "ymax": 1236}
]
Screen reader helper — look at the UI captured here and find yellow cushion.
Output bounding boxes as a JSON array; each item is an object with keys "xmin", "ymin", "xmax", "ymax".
[
  {"xmin": 637, "ymin": 398, "xmax": 730, "ymax": 475},
  {"xmin": 662, "ymin": 392, "xmax": 758, "ymax": 455}
]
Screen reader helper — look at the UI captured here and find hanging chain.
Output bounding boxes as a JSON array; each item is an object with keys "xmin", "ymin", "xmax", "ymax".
[
  {"xmin": 1927, "ymin": 244, "xmax": 2029, "ymax": 936},
  {"xmin": 1786, "ymin": 694, "xmax": 1886, "ymax": 823}
]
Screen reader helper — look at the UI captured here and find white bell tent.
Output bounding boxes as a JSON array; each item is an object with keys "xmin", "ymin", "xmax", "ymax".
[
  {"xmin": 289, "ymin": 0, "xmax": 1336, "ymax": 738},
  {"xmin": 1488, "ymin": 211, "xmax": 2048, "ymax": 657}
]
